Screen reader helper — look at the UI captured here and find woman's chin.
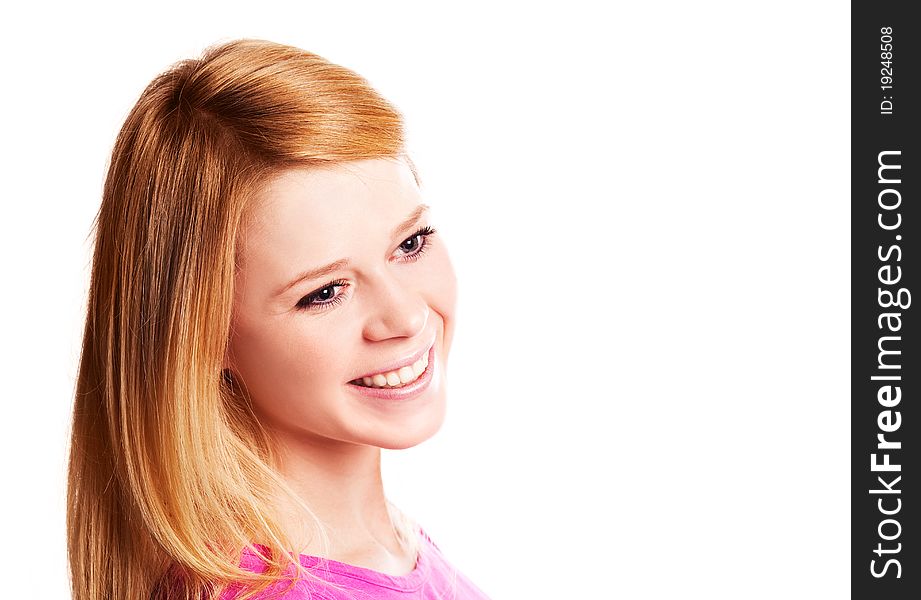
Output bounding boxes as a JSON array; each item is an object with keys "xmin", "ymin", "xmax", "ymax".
[{"xmin": 374, "ymin": 397, "xmax": 447, "ymax": 450}]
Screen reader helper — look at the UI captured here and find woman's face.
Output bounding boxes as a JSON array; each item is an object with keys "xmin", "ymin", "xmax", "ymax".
[{"xmin": 227, "ymin": 158, "xmax": 457, "ymax": 450}]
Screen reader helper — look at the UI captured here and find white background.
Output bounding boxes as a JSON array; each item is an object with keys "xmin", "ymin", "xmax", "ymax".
[{"xmin": 0, "ymin": 1, "xmax": 849, "ymax": 598}]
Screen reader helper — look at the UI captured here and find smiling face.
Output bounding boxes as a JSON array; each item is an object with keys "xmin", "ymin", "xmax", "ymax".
[{"xmin": 226, "ymin": 158, "xmax": 457, "ymax": 451}]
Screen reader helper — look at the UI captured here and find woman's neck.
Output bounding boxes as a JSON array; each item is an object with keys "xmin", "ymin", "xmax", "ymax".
[{"xmin": 269, "ymin": 432, "xmax": 415, "ymax": 575}]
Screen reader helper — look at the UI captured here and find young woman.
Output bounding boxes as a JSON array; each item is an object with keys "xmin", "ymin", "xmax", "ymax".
[{"xmin": 67, "ymin": 39, "xmax": 490, "ymax": 600}]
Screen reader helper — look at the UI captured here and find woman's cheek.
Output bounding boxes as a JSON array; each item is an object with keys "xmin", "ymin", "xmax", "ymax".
[
  {"xmin": 422, "ymin": 245, "xmax": 458, "ymax": 359},
  {"xmin": 273, "ymin": 329, "xmax": 338, "ymax": 390},
  {"xmin": 229, "ymin": 319, "xmax": 318, "ymax": 413}
]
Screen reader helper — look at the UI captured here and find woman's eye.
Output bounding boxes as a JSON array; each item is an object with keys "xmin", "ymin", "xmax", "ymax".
[
  {"xmin": 296, "ymin": 281, "xmax": 348, "ymax": 311},
  {"xmin": 400, "ymin": 235, "xmax": 422, "ymax": 253},
  {"xmin": 313, "ymin": 286, "xmax": 336, "ymax": 302},
  {"xmin": 396, "ymin": 225, "xmax": 436, "ymax": 261}
]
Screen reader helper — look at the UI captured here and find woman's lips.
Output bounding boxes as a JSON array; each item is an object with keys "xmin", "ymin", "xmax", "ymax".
[
  {"xmin": 349, "ymin": 337, "xmax": 436, "ymax": 381},
  {"xmin": 345, "ymin": 345, "xmax": 435, "ymax": 401}
]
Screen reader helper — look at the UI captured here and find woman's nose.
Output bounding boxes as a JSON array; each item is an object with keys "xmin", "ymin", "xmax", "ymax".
[{"xmin": 361, "ymin": 274, "xmax": 429, "ymax": 342}]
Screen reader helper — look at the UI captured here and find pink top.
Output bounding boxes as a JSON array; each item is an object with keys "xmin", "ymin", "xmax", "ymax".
[{"xmin": 219, "ymin": 528, "xmax": 491, "ymax": 599}]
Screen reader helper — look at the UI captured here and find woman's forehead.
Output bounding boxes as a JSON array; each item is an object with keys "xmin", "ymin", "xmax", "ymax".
[
  {"xmin": 237, "ymin": 158, "xmax": 424, "ymax": 271},
  {"xmin": 251, "ymin": 158, "xmax": 420, "ymax": 227}
]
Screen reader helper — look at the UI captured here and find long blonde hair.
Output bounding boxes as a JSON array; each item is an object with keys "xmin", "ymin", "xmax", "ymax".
[{"xmin": 67, "ymin": 39, "xmax": 420, "ymax": 600}]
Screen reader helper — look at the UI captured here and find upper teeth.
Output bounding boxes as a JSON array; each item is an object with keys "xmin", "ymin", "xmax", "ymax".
[{"xmin": 355, "ymin": 352, "xmax": 429, "ymax": 388}]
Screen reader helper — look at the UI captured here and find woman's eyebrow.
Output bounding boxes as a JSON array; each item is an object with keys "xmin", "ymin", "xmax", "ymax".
[
  {"xmin": 390, "ymin": 203, "xmax": 430, "ymax": 238},
  {"xmin": 275, "ymin": 259, "xmax": 351, "ymax": 298},
  {"xmin": 274, "ymin": 203, "xmax": 431, "ymax": 298}
]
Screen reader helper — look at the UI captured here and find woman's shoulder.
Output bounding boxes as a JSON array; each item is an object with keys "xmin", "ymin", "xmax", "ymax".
[
  {"xmin": 415, "ymin": 527, "xmax": 492, "ymax": 599},
  {"xmin": 417, "ymin": 525, "xmax": 440, "ymax": 552},
  {"xmin": 220, "ymin": 526, "xmax": 491, "ymax": 599}
]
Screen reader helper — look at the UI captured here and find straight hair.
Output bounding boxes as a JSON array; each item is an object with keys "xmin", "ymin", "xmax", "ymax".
[{"xmin": 67, "ymin": 38, "xmax": 420, "ymax": 600}]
